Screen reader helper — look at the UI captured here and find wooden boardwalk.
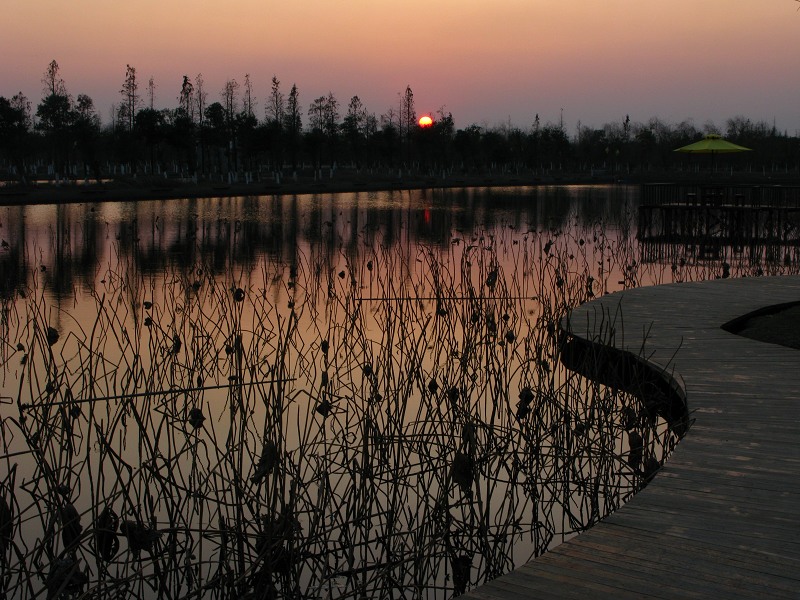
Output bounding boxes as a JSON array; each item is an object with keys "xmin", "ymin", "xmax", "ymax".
[{"xmin": 465, "ymin": 275, "xmax": 800, "ymax": 599}]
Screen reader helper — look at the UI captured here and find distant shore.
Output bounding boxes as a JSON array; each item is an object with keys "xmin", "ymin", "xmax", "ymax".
[{"xmin": 2, "ymin": 169, "xmax": 799, "ymax": 207}]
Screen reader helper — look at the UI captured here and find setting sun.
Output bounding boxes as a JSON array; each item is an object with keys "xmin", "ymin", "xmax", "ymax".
[{"xmin": 418, "ymin": 115, "xmax": 433, "ymax": 127}]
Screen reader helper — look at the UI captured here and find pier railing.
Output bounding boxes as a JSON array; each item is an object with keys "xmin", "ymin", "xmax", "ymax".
[
  {"xmin": 640, "ymin": 183, "xmax": 800, "ymax": 209},
  {"xmin": 638, "ymin": 183, "xmax": 800, "ymax": 264}
]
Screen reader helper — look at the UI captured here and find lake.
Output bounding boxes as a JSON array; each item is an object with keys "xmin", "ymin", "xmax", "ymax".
[{"xmin": 0, "ymin": 185, "xmax": 794, "ymax": 599}]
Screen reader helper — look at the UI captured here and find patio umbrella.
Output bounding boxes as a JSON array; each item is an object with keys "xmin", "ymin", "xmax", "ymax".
[{"xmin": 674, "ymin": 134, "xmax": 751, "ymax": 172}]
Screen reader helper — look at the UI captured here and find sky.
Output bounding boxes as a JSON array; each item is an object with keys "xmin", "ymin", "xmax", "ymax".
[{"xmin": 2, "ymin": 0, "xmax": 799, "ymax": 134}]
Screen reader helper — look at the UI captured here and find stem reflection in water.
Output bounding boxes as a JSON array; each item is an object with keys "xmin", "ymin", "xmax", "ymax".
[{"xmin": 0, "ymin": 185, "xmax": 796, "ymax": 599}]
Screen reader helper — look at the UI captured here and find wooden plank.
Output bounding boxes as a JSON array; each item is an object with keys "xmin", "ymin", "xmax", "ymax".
[{"xmin": 464, "ymin": 275, "xmax": 800, "ymax": 599}]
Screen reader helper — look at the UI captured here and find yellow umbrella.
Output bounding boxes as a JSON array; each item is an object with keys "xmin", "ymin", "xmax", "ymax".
[
  {"xmin": 675, "ymin": 134, "xmax": 751, "ymax": 172},
  {"xmin": 674, "ymin": 134, "xmax": 751, "ymax": 154}
]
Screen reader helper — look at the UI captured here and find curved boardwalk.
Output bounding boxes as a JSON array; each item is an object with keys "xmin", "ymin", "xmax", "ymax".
[{"xmin": 465, "ymin": 275, "xmax": 800, "ymax": 599}]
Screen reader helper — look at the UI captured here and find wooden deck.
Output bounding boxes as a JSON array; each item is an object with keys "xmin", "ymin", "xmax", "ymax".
[{"xmin": 465, "ymin": 275, "xmax": 800, "ymax": 599}]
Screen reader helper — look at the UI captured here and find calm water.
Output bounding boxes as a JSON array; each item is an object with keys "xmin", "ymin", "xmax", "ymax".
[{"xmin": 0, "ymin": 185, "xmax": 793, "ymax": 599}]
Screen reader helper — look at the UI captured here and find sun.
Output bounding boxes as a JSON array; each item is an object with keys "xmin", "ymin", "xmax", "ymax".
[{"xmin": 418, "ymin": 115, "xmax": 433, "ymax": 128}]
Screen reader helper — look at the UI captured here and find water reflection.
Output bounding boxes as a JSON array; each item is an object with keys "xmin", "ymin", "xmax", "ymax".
[
  {"xmin": 0, "ymin": 185, "xmax": 796, "ymax": 600},
  {"xmin": 1, "ymin": 186, "xmax": 637, "ymax": 303}
]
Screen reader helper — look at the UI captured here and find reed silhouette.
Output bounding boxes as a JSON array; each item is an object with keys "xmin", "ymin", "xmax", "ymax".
[{"xmin": 2, "ymin": 187, "xmax": 798, "ymax": 598}]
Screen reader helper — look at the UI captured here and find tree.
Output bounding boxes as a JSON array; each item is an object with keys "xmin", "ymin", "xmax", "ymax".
[
  {"xmin": 147, "ymin": 76, "xmax": 157, "ymax": 110},
  {"xmin": 430, "ymin": 107, "xmax": 455, "ymax": 169},
  {"xmin": 194, "ymin": 73, "xmax": 207, "ymax": 127},
  {"xmin": 401, "ymin": 85, "xmax": 416, "ymax": 141},
  {"xmin": 37, "ymin": 59, "xmax": 72, "ymax": 135},
  {"xmin": 323, "ymin": 92, "xmax": 339, "ymax": 138},
  {"xmin": 41, "ymin": 59, "xmax": 67, "ymax": 98},
  {"xmin": 36, "ymin": 93, "xmax": 73, "ymax": 173},
  {"xmin": 220, "ymin": 79, "xmax": 240, "ymax": 170},
  {"xmin": 343, "ymin": 95, "xmax": 367, "ymax": 166},
  {"xmin": 283, "ymin": 84, "xmax": 301, "ymax": 169},
  {"xmin": 454, "ymin": 124, "xmax": 482, "ymax": 170},
  {"xmin": 135, "ymin": 107, "xmax": 165, "ymax": 172},
  {"xmin": 202, "ymin": 101, "xmax": 228, "ymax": 171},
  {"xmin": 238, "ymin": 76, "xmax": 258, "ymax": 171},
  {"xmin": 194, "ymin": 73, "xmax": 208, "ymax": 173},
  {"xmin": 74, "ymin": 94, "xmax": 96, "ymax": 122},
  {"xmin": 221, "ymin": 79, "xmax": 239, "ymax": 129},
  {"xmin": 307, "ymin": 92, "xmax": 339, "ymax": 167},
  {"xmin": 379, "ymin": 109, "xmax": 401, "ymax": 166},
  {"xmin": 307, "ymin": 96, "xmax": 326, "ymax": 132},
  {"xmin": 73, "ymin": 94, "xmax": 101, "ymax": 180},
  {"xmin": 307, "ymin": 96, "xmax": 327, "ymax": 168},
  {"xmin": 242, "ymin": 73, "xmax": 256, "ymax": 119},
  {"xmin": 120, "ymin": 65, "xmax": 140, "ymax": 132},
  {"xmin": 0, "ymin": 94, "xmax": 32, "ymax": 182},
  {"xmin": 178, "ymin": 75, "xmax": 195, "ymax": 121},
  {"xmin": 168, "ymin": 83, "xmax": 197, "ymax": 173},
  {"xmin": 36, "ymin": 93, "xmax": 74, "ymax": 132},
  {"xmin": 266, "ymin": 76, "xmax": 284, "ymax": 126}
]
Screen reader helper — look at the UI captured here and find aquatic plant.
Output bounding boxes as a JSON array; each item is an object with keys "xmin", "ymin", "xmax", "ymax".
[{"xmin": 4, "ymin": 187, "xmax": 796, "ymax": 599}]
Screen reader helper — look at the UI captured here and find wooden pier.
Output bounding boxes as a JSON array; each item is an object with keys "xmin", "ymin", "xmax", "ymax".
[
  {"xmin": 464, "ymin": 275, "xmax": 800, "ymax": 599},
  {"xmin": 637, "ymin": 183, "xmax": 800, "ymax": 264}
]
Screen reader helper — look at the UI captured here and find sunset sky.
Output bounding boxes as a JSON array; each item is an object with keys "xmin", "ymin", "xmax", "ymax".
[{"xmin": 2, "ymin": 0, "xmax": 799, "ymax": 133}]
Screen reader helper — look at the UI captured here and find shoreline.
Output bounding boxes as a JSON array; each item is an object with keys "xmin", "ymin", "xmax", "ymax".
[{"xmin": 2, "ymin": 170, "xmax": 799, "ymax": 206}]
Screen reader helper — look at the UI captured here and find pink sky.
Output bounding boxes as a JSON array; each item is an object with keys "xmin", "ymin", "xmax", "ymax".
[{"xmin": 3, "ymin": 0, "xmax": 799, "ymax": 133}]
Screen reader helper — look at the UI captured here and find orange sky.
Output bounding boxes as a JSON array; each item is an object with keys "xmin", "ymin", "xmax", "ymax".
[{"xmin": 2, "ymin": 0, "xmax": 799, "ymax": 132}]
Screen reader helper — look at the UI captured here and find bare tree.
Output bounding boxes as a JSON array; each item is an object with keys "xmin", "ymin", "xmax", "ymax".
[
  {"xmin": 283, "ymin": 83, "xmax": 302, "ymax": 169},
  {"xmin": 41, "ymin": 60, "xmax": 67, "ymax": 98},
  {"xmin": 119, "ymin": 64, "xmax": 139, "ymax": 131},
  {"xmin": 401, "ymin": 85, "xmax": 415, "ymax": 140},
  {"xmin": 308, "ymin": 96, "xmax": 326, "ymax": 132},
  {"xmin": 242, "ymin": 73, "xmax": 255, "ymax": 118},
  {"xmin": 147, "ymin": 76, "xmax": 156, "ymax": 110},
  {"xmin": 323, "ymin": 92, "xmax": 339, "ymax": 138},
  {"xmin": 344, "ymin": 95, "xmax": 366, "ymax": 135},
  {"xmin": 266, "ymin": 75, "xmax": 284, "ymax": 126},
  {"xmin": 194, "ymin": 73, "xmax": 207, "ymax": 127},
  {"xmin": 221, "ymin": 79, "xmax": 240, "ymax": 128},
  {"xmin": 178, "ymin": 75, "xmax": 195, "ymax": 121}
]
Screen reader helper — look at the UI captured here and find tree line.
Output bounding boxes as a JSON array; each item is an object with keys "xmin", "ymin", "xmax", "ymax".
[{"xmin": 1, "ymin": 60, "xmax": 799, "ymax": 185}]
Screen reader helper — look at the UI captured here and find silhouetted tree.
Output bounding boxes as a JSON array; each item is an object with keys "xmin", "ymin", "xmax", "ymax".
[
  {"xmin": 379, "ymin": 111, "xmax": 400, "ymax": 166},
  {"xmin": 41, "ymin": 60, "xmax": 67, "ymax": 98},
  {"xmin": 194, "ymin": 74, "xmax": 207, "ymax": 127},
  {"xmin": 119, "ymin": 65, "xmax": 140, "ymax": 132},
  {"xmin": 167, "ymin": 104, "xmax": 197, "ymax": 173},
  {"xmin": 454, "ymin": 124, "xmax": 482, "ymax": 171},
  {"xmin": 343, "ymin": 95, "xmax": 367, "ymax": 167},
  {"xmin": 37, "ymin": 62, "xmax": 74, "ymax": 176},
  {"xmin": 135, "ymin": 107, "xmax": 165, "ymax": 172},
  {"xmin": 401, "ymin": 85, "xmax": 415, "ymax": 156},
  {"xmin": 306, "ymin": 92, "xmax": 340, "ymax": 168},
  {"xmin": 203, "ymin": 101, "xmax": 227, "ymax": 173},
  {"xmin": 178, "ymin": 75, "xmax": 194, "ymax": 120},
  {"xmin": 0, "ymin": 94, "xmax": 31, "ymax": 182},
  {"xmin": 266, "ymin": 76, "xmax": 284, "ymax": 125},
  {"xmin": 283, "ymin": 84, "xmax": 302, "ymax": 170},
  {"xmin": 432, "ymin": 109, "xmax": 455, "ymax": 166},
  {"xmin": 73, "ymin": 94, "xmax": 101, "ymax": 180},
  {"xmin": 307, "ymin": 95, "xmax": 327, "ymax": 169},
  {"xmin": 242, "ymin": 74, "xmax": 255, "ymax": 119},
  {"xmin": 263, "ymin": 76, "xmax": 285, "ymax": 169},
  {"xmin": 194, "ymin": 73, "xmax": 208, "ymax": 172},
  {"xmin": 632, "ymin": 125, "xmax": 657, "ymax": 171},
  {"xmin": 237, "ymin": 109, "xmax": 259, "ymax": 173},
  {"xmin": 147, "ymin": 76, "xmax": 157, "ymax": 110}
]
